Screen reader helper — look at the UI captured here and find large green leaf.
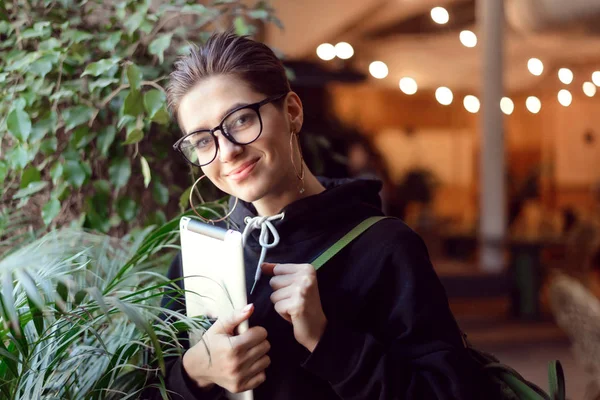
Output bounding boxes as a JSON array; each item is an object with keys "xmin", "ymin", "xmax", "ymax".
[
  {"xmin": 152, "ymin": 181, "xmax": 169, "ymax": 206},
  {"xmin": 40, "ymin": 137, "xmax": 58, "ymax": 155},
  {"xmin": 0, "ymin": 161, "xmax": 8, "ymax": 183},
  {"xmin": 71, "ymin": 126, "xmax": 96, "ymax": 149},
  {"xmin": 89, "ymin": 77, "xmax": 118, "ymax": 93},
  {"xmin": 148, "ymin": 33, "xmax": 172, "ymax": 64},
  {"xmin": 127, "ymin": 64, "xmax": 142, "ymax": 91},
  {"xmin": 140, "ymin": 156, "xmax": 151, "ymax": 188},
  {"xmin": 7, "ymin": 109, "xmax": 32, "ymax": 141},
  {"xmin": 29, "ymin": 57, "xmax": 52, "ymax": 77},
  {"xmin": 8, "ymin": 146, "xmax": 30, "ymax": 170},
  {"xmin": 39, "ymin": 37, "xmax": 61, "ymax": 50},
  {"xmin": 124, "ymin": 11, "xmax": 145, "ymax": 36},
  {"xmin": 20, "ymin": 166, "xmax": 41, "ymax": 189},
  {"xmin": 99, "ymin": 32, "xmax": 122, "ymax": 52},
  {"xmin": 64, "ymin": 160, "xmax": 87, "ymax": 188},
  {"xmin": 63, "ymin": 29, "xmax": 94, "ymax": 44},
  {"xmin": 12, "ymin": 181, "xmax": 49, "ymax": 199},
  {"xmin": 234, "ymin": 16, "xmax": 250, "ymax": 35},
  {"xmin": 50, "ymin": 162, "xmax": 63, "ymax": 185},
  {"xmin": 124, "ymin": 126, "xmax": 144, "ymax": 145},
  {"xmin": 42, "ymin": 198, "xmax": 61, "ymax": 225},
  {"xmin": 21, "ymin": 21, "xmax": 51, "ymax": 39},
  {"xmin": 123, "ymin": 90, "xmax": 144, "ymax": 117},
  {"xmin": 143, "ymin": 89, "xmax": 166, "ymax": 118},
  {"xmin": 62, "ymin": 106, "xmax": 94, "ymax": 131},
  {"xmin": 97, "ymin": 126, "xmax": 117, "ymax": 157},
  {"xmin": 30, "ymin": 111, "xmax": 57, "ymax": 142},
  {"xmin": 81, "ymin": 58, "xmax": 118, "ymax": 78},
  {"xmin": 117, "ymin": 196, "xmax": 138, "ymax": 222},
  {"xmin": 109, "ymin": 158, "xmax": 131, "ymax": 190}
]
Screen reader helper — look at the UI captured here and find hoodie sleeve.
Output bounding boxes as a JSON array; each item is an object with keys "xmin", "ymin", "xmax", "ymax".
[
  {"xmin": 142, "ymin": 253, "xmax": 226, "ymax": 400},
  {"xmin": 302, "ymin": 227, "xmax": 487, "ymax": 400}
]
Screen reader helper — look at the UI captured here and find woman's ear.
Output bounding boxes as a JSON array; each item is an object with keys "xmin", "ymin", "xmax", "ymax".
[{"xmin": 286, "ymin": 92, "xmax": 303, "ymax": 133}]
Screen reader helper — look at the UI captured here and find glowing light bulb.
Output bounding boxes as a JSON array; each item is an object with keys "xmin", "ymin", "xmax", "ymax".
[
  {"xmin": 500, "ymin": 97, "xmax": 514, "ymax": 115},
  {"xmin": 435, "ymin": 87, "xmax": 453, "ymax": 105},
  {"xmin": 592, "ymin": 71, "xmax": 600, "ymax": 86},
  {"xmin": 528, "ymin": 58, "xmax": 544, "ymax": 76},
  {"xmin": 334, "ymin": 42, "xmax": 354, "ymax": 60},
  {"xmin": 459, "ymin": 30, "xmax": 477, "ymax": 48},
  {"xmin": 369, "ymin": 61, "xmax": 388, "ymax": 79},
  {"xmin": 316, "ymin": 43, "xmax": 335, "ymax": 61},
  {"xmin": 399, "ymin": 77, "xmax": 418, "ymax": 95},
  {"xmin": 526, "ymin": 96, "xmax": 541, "ymax": 114},
  {"xmin": 557, "ymin": 89, "xmax": 572, "ymax": 107},
  {"xmin": 583, "ymin": 81, "xmax": 597, "ymax": 97},
  {"xmin": 463, "ymin": 95, "xmax": 480, "ymax": 113},
  {"xmin": 558, "ymin": 68, "xmax": 573, "ymax": 84},
  {"xmin": 431, "ymin": 7, "xmax": 449, "ymax": 24}
]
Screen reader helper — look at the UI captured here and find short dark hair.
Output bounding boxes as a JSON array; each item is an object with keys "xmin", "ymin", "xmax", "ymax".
[{"xmin": 167, "ymin": 31, "xmax": 290, "ymax": 120}]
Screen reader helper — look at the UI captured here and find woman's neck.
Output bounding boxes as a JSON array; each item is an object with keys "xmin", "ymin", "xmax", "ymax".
[{"xmin": 252, "ymin": 166, "xmax": 325, "ymax": 216}]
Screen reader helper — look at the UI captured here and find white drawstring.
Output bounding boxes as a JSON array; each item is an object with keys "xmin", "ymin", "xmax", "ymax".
[{"xmin": 242, "ymin": 212, "xmax": 285, "ymax": 294}]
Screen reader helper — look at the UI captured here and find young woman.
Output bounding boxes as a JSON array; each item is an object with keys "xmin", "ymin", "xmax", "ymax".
[{"xmin": 150, "ymin": 31, "xmax": 490, "ymax": 399}]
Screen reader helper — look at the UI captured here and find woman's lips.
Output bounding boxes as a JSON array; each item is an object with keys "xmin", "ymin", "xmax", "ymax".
[{"xmin": 227, "ymin": 158, "xmax": 259, "ymax": 182}]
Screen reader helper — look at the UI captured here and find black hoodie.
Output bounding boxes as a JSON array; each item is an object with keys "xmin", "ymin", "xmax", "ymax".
[{"xmin": 146, "ymin": 178, "xmax": 490, "ymax": 399}]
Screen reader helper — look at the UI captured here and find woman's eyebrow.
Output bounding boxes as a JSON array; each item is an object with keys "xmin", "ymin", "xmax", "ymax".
[{"xmin": 186, "ymin": 101, "xmax": 249, "ymax": 134}]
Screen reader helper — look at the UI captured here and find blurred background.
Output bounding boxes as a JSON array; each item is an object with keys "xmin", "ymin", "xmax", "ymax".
[
  {"xmin": 260, "ymin": 1, "xmax": 600, "ymax": 398},
  {"xmin": 2, "ymin": 0, "xmax": 600, "ymax": 398}
]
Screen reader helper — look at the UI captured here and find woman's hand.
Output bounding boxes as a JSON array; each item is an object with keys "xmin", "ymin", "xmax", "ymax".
[
  {"xmin": 182, "ymin": 304, "xmax": 271, "ymax": 393},
  {"xmin": 261, "ymin": 262, "xmax": 327, "ymax": 352}
]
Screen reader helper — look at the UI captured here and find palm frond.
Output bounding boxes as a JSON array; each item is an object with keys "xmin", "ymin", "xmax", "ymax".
[{"xmin": 0, "ymin": 211, "xmax": 214, "ymax": 399}]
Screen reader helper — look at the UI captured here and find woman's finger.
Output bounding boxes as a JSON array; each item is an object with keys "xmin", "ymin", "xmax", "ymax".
[
  {"xmin": 243, "ymin": 354, "xmax": 271, "ymax": 381},
  {"xmin": 242, "ymin": 369, "xmax": 267, "ymax": 391},
  {"xmin": 270, "ymin": 285, "xmax": 295, "ymax": 303},
  {"xmin": 269, "ymin": 274, "xmax": 297, "ymax": 290},
  {"xmin": 239, "ymin": 339, "xmax": 271, "ymax": 367},
  {"xmin": 273, "ymin": 298, "xmax": 295, "ymax": 322},
  {"xmin": 261, "ymin": 263, "xmax": 302, "ymax": 276}
]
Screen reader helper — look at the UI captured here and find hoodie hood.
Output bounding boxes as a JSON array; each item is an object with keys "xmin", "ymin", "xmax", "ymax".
[{"xmin": 230, "ymin": 177, "xmax": 384, "ymax": 252}]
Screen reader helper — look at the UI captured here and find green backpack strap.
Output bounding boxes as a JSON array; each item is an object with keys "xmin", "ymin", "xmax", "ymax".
[
  {"xmin": 312, "ymin": 216, "xmax": 391, "ymax": 270},
  {"xmin": 548, "ymin": 360, "xmax": 565, "ymax": 400}
]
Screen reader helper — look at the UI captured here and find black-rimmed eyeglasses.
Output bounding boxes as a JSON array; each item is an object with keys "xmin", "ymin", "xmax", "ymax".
[{"xmin": 173, "ymin": 93, "xmax": 287, "ymax": 167}]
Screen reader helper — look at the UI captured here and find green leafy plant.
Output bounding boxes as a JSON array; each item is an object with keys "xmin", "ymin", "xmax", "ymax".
[
  {"xmin": 0, "ymin": 0, "xmax": 280, "ymax": 234},
  {"xmin": 0, "ymin": 207, "xmax": 232, "ymax": 399}
]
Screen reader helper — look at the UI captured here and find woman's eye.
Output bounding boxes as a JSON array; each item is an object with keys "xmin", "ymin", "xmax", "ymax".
[
  {"xmin": 234, "ymin": 115, "xmax": 250, "ymax": 126},
  {"xmin": 191, "ymin": 137, "xmax": 212, "ymax": 148}
]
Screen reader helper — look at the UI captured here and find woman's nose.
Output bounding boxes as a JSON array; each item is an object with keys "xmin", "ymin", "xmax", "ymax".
[{"xmin": 217, "ymin": 133, "xmax": 243, "ymax": 163}]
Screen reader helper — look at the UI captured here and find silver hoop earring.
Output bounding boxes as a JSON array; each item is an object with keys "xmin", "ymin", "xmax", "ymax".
[
  {"xmin": 189, "ymin": 175, "xmax": 238, "ymax": 224},
  {"xmin": 290, "ymin": 130, "xmax": 305, "ymax": 194}
]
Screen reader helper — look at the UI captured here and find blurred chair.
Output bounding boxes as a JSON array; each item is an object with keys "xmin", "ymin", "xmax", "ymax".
[
  {"xmin": 549, "ymin": 274, "xmax": 600, "ymax": 400},
  {"xmin": 563, "ymin": 221, "xmax": 600, "ymax": 280}
]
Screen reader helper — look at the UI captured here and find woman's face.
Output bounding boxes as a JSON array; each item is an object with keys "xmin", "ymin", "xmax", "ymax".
[{"xmin": 177, "ymin": 75, "xmax": 303, "ymax": 203}]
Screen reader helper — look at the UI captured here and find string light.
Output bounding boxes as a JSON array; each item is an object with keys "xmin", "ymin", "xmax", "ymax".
[
  {"xmin": 500, "ymin": 97, "xmax": 514, "ymax": 115},
  {"xmin": 592, "ymin": 71, "xmax": 600, "ymax": 86},
  {"xmin": 369, "ymin": 61, "xmax": 389, "ymax": 79},
  {"xmin": 463, "ymin": 95, "xmax": 480, "ymax": 113},
  {"xmin": 430, "ymin": 7, "xmax": 449, "ymax": 24},
  {"xmin": 316, "ymin": 43, "xmax": 335, "ymax": 61},
  {"xmin": 557, "ymin": 89, "xmax": 572, "ymax": 107},
  {"xmin": 583, "ymin": 81, "xmax": 597, "ymax": 97},
  {"xmin": 435, "ymin": 87, "xmax": 453, "ymax": 105},
  {"xmin": 526, "ymin": 96, "xmax": 541, "ymax": 114},
  {"xmin": 399, "ymin": 77, "xmax": 418, "ymax": 95},
  {"xmin": 459, "ymin": 30, "xmax": 477, "ymax": 48},
  {"xmin": 558, "ymin": 68, "xmax": 573, "ymax": 85},
  {"xmin": 527, "ymin": 58, "xmax": 544, "ymax": 76},
  {"xmin": 334, "ymin": 42, "xmax": 354, "ymax": 60}
]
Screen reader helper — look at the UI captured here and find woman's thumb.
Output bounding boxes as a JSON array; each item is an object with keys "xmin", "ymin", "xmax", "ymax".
[{"xmin": 215, "ymin": 303, "xmax": 253, "ymax": 334}]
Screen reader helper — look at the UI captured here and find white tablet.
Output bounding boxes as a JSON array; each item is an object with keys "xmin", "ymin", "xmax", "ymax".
[{"xmin": 179, "ymin": 216, "xmax": 252, "ymax": 400}]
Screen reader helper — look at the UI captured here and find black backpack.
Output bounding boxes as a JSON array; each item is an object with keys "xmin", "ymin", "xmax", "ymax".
[{"xmin": 311, "ymin": 216, "xmax": 566, "ymax": 400}]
